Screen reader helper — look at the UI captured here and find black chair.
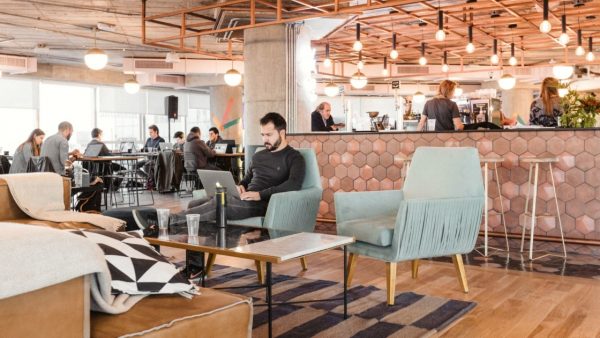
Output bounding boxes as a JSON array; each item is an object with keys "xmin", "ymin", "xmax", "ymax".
[
  {"xmin": 0, "ymin": 156, "xmax": 11, "ymax": 174},
  {"xmin": 26, "ymin": 156, "xmax": 55, "ymax": 173}
]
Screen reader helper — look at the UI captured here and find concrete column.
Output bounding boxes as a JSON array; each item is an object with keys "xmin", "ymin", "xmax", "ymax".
[
  {"xmin": 243, "ymin": 25, "xmax": 288, "ymax": 146},
  {"xmin": 209, "ymin": 85, "xmax": 243, "ymax": 143}
]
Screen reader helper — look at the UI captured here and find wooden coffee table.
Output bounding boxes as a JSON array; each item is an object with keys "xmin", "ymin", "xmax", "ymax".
[{"xmin": 146, "ymin": 224, "xmax": 354, "ymax": 338}]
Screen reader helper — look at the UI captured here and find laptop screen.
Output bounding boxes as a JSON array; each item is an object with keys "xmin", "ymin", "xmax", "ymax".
[
  {"xmin": 214, "ymin": 143, "xmax": 228, "ymax": 154},
  {"xmin": 84, "ymin": 143, "xmax": 104, "ymax": 157}
]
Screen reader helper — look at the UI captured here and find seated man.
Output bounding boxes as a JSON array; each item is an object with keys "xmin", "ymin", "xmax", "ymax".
[
  {"xmin": 40, "ymin": 121, "xmax": 81, "ymax": 176},
  {"xmin": 105, "ymin": 112, "xmax": 305, "ymax": 229},
  {"xmin": 85, "ymin": 128, "xmax": 111, "ymax": 156},
  {"xmin": 206, "ymin": 127, "xmax": 223, "ymax": 150},
  {"xmin": 183, "ymin": 126, "xmax": 218, "ymax": 173}
]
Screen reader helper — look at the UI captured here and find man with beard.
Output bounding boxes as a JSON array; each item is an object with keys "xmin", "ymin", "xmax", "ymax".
[
  {"xmin": 104, "ymin": 112, "xmax": 305, "ymax": 229},
  {"xmin": 41, "ymin": 121, "xmax": 81, "ymax": 175}
]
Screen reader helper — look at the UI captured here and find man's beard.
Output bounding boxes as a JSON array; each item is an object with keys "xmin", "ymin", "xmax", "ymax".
[
  {"xmin": 66, "ymin": 133, "xmax": 72, "ymax": 141},
  {"xmin": 264, "ymin": 137, "xmax": 281, "ymax": 152}
]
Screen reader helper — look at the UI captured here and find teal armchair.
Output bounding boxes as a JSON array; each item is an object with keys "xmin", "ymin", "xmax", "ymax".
[{"xmin": 335, "ymin": 147, "xmax": 484, "ymax": 305}]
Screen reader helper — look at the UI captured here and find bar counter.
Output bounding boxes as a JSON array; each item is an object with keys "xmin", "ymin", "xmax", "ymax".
[{"xmin": 287, "ymin": 128, "xmax": 600, "ymax": 242}]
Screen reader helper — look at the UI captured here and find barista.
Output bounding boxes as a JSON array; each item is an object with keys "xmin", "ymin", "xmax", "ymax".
[
  {"xmin": 311, "ymin": 102, "xmax": 345, "ymax": 131},
  {"xmin": 417, "ymin": 80, "xmax": 464, "ymax": 131}
]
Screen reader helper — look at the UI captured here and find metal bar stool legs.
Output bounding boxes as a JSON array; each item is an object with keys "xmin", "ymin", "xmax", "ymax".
[{"xmin": 520, "ymin": 157, "xmax": 567, "ymax": 260}]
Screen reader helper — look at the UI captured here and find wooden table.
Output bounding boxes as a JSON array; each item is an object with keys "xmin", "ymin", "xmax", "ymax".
[{"xmin": 146, "ymin": 225, "xmax": 353, "ymax": 338}]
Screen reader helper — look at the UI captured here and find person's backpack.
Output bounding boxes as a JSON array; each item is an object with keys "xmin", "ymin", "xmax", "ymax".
[{"xmin": 75, "ymin": 185, "xmax": 103, "ymax": 212}]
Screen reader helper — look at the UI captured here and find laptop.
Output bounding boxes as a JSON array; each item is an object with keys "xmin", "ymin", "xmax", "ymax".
[
  {"xmin": 83, "ymin": 143, "xmax": 104, "ymax": 157},
  {"xmin": 159, "ymin": 142, "xmax": 173, "ymax": 150},
  {"xmin": 214, "ymin": 143, "xmax": 228, "ymax": 154},
  {"xmin": 119, "ymin": 141, "xmax": 136, "ymax": 153},
  {"xmin": 197, "ymin": 170, "xmax": 240, "ymax": 198}
]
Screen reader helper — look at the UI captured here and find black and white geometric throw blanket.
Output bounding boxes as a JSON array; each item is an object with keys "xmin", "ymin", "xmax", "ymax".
[{"xmin": 68, "ymin": 229, "xmax": 196, "ymax": 314}]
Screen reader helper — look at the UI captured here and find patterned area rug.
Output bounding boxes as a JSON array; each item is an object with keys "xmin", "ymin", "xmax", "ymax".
[{"xmin": 206, "ymin": 265, "xmax": 476, "ymax": 338}]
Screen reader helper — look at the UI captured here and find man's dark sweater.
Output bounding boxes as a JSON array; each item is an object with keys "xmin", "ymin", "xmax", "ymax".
[{"xmin": 240, "ymin": 145, "xmax": 305, "ymax": 201}]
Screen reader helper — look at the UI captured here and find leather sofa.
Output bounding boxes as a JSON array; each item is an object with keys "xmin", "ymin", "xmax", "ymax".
[{"xmin": 0, "ymin": 177, "xmax": 253, "ymax": 337}]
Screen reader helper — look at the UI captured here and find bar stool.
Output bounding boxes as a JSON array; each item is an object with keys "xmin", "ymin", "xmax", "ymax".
[
  {"xmin": 475, "ymin": 155, "xmax": 509, "ymax": 257},
  {"xmin": 520, "ymin": 154, "xmax": 567, "ymax": 260}
]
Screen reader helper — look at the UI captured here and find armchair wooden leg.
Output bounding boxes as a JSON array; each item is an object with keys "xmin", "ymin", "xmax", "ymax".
[
  {"xmin": 411, "ymin": 260, "xmax": 419, "ymax": 279},
  {"xmin": 386, "ymin": 262, "xmax": 397, "ymax": 305},
  {"xmin": 205, "ymin": 253, "xmax": 216, "ymax": 277},
  {"xmin": 255, "ymin": 260, "xmax": 266, "ymax": 285},
  {"xmin": 452, "ymin": 254, "xmax": 469, "ymax": 293},
  {"xmin": 346, "ymin": 253, "xmax": 358, "ymax": 287},
  {"xmin": 300, "ymin": 257, "xmax": 308, "ymax": 271}
]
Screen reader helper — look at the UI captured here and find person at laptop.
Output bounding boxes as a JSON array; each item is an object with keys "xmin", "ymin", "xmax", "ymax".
[
  {"xmin": 105, "ymin": 112, "xmax": 305, "ymax": 229},
  {"xmin": 173, "ymin": 131, "xmax": 185, "ymax": 151},
  {"xmin": 84, "ymin": 128, "xmax": 111, "ymax": 157},
  {"xmin": 311, "ymin": 102, "xmax": 345, "ymax": 131},
  {"xmin": 184, "ymin": 126, "xmax": 217, "ymax": 173},
  {"xmin": 40, "ymin": 121, "xmax": 81, "ymax": 176},
  {"xmin": 206, "ymin": 127, "xmax": 223, "ymax": 150},
  {"xmin": 10, "ymin": 128, "xmax": 45, "ymax": 173},
  {"xmin": 142, "ymin": 125, "xmax": 165, "ymax": 152}
]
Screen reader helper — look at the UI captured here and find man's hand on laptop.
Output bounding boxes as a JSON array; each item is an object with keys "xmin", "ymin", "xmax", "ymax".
[
  {"xmin": 240, "ymin": 191, "xmax": 260, "ymax": 201},
  {"xmin": 237, "ymin": 185, "xmax": 246, "ymax": 195}
]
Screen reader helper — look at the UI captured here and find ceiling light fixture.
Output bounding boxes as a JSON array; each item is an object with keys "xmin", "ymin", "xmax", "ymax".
[
  {"xmin": 413, "ymin": 91, "xmax": 425, "ymax": 103},
  {"xmin": 552, "ymin": 64, "xmax": 574, "ymax": 80},
  {"xmin": 224, "ymin": 59, "xmax": 242, "ymax": 87},
  {"xmin": 390, "ymin": 33, "xmax": 399, "ymax": 59},
  {"xmin": 324, "ymin": 81, "xmax": 338, "ymax": 97},
  {"xmin": 323, "ymin": 43, "xmax": 332, "ymax": 68},
  {"xmin": 382, "ymin": 56, "xmax": 389, "ymax": 76},
  {"xmin": 357, "ymin": 51, "xmax": 364, "ymax": 70},
  {"xmin": 441, "ymin": 51, "xmax": 449, "ymax": 72},
  {"xmin": 576, "ymin": 29, "xmax": 585, "ymax": 56},
  {"xmin": 498, "ymin": 73, "xmax": 516, "ymax": 90},
  {"xmin": 587, "ymin": 37, "xmax": 595, "ymax": 62},
  {"xmin": 84, "ymin": 28, "xmax": 107, "ymax": 70},
  {"xmin": 353, "ymin": 23, "xmax": 363, "ymax": 52},
  {"xmin": 558, "ymin": 14, "xmax": 570, "ymax": 45},
  {"xmin": 350, "ymin": 71, "xmax": 368, "ymax": 89},
  {"xmin": 509, "ymin": 42, "xmax": 518, "ymax": 66},
  {"xmin": 466, "ymin": 25, "xmax": 475, "ymax": 53},
  {"xmin": 490, "ymin": 39, "xmax": 499, "ymax": 65},
  {"xmin": 539, "ymin": 0, "xmax": 552, "ymax": 33},
  {"xmin": 419, "ymin": 42, "xmax": 427, "ymax": 65},
  {"xmin": 123, "ymin": 76, "xmax": 140, "ymax": 94},
  {"xmin": 435, "ymin": 10, "xmax": 446, "ymax": 41}
]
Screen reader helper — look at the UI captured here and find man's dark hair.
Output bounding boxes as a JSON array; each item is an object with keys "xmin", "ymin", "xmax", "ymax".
[
  {"xmin": 260, "ymin": 112, "xmax": 286, "ymax": 131},
  {"xmin": 148, "ymin": 124, "xmax": 159, "ymax": 133},
  {"xmin": 91, "ymin": 128, "xmax": 102, "ymax": 138},
  {"xmin": 173, "ymin": 131, "xmax": 184, "ymax": 139},
  {"xmin": 190, "ymin": 126, "xmax": 200, "ymax": 133},
  {"xmin": 209, "ymin": 127, "xmax": 219, "ymax": 135}
]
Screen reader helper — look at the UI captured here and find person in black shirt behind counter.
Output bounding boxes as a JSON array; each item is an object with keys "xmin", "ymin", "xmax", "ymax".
[
  {"xmin": 104, "ymin": 112, "xmax": 305, "ymax": 229},
  {"xmin": 417, "ymin": 80, "xmax": 464, "ymax": 131},
  {"xmin": 311, "ymin": 102, "xmax": 345, "ymax": 131}
]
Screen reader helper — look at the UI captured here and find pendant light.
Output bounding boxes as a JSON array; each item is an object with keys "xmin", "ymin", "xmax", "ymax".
[
  {"xmin": 552, "ymin": 65, "xmax": 574, "ymax": 80},
  {"xmin": 350, "ymin": 71, "xmax": 368, "ymax": 89},
  {"xmin": 575, "ymin": 29, "xmax": 585, "ymax": 56},
  {"xmin": 353, "ymin": 23, "xmax": 362, "ymax": 52},
  {"xmin": 435, "ymin": 10, "xmax": 446, "ymax": 41},
  {"xmin": 498, "ymin": 73, "xmax": 516, "ymax": 90},
  {"xmin": 441, "ymin": 51, "xmax": 449, "ymax": 72},
  {"xmin": 586, "ymin": 37, "xmax": 595, "ymax": 62},
  {"xmin": 357, "ymin": 51, "xmax": 364, "ymax": 70},
  {"xmin": 490, "ymin": 39, "xmax": 499, "ymax": 65},
  {"xmin": 224, "ymin": 59, "xmax": 242, "ymax": 86},
  {"xmin": 382, "ymin": 57, "xmax": 389, "ymax": 76},
  {"xmin": 558, "ymin": 14, "xmax": 570, "ymax": 45},
  {"xmin": 324, "ymin": 81, "xmax": 338, "ymax": 97},
  {"xmin": 466, "ymin": 25, "xmax": 475, "ymax": 53},
  {"xmin": 84, "ymin": 28, "xmax": 108, "ymax": 70},
  {"xmin": 413, "ymin": 90, "xmax": 425, "ymax": 103},
  {"xmin": 390, "ymin": 33, "xmax": 399, "ymax": 59},
  {"xmin": 123, "ymin": 76, "xmax": 140, "ymax": 94},
  {"xmin": 419, "ymin": 42, "xmax": 427, "ymax": 65},
  {"xmin": 323, "ymin": 43, "xmax": 332, "ymax": 68},
  {"xmin": 539, "ymin": 0, "xmax": 552, "ymax": 33},
  {"xmin": 509, "ymin": 42, "xmax": 518, "ymax": 66}
]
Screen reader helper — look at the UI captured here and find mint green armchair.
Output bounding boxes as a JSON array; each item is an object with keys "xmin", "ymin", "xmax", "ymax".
[{"xmin": 335, "ymin": 147, "xmax": 484, "ymax": 305}]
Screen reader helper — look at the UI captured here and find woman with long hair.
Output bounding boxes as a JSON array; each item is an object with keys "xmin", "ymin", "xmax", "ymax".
[
  {"xmin": 529, "ymin": 77, "xmax": 563, "ymax": 127},
  {"xmin": 417, "ymin": 80, "xmax": 464, "ymax": 131},
  {"xmin": 9, "ymin": 128, "xmax": 45, "ymax": 173}
]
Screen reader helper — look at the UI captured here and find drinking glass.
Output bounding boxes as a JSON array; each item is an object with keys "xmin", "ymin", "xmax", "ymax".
[
  {"xmin": 186, "ymin": 214, "xmax": 201, "ymax": 237},
  {"xmin": 156, "ymin": 208, "xmax": 170, "ymax": 239}
]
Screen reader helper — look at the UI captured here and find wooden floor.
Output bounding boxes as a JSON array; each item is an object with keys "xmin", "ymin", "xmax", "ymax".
[{"xmin": 154, "ymin": 192, "xmax": 600, "ymax": 337}]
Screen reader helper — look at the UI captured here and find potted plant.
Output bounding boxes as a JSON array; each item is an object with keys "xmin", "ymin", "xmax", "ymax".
[{"xmin": 559, "ymin": 87, "xmax": 600, "ymax": 128}]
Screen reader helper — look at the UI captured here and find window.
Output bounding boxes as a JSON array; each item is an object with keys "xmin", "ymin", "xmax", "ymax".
[
  {"xmin": 187, "ymin": 108, "xmax": 211, "ymax": 135},
  {"xmin": 0, "ymin": 108, "xmax": 37, "ymax": 154},
  {"xmin": 39, "ymin": 82, "xmax": 95, "ymax": 150},
  {"xmin": 97, "ymin": 112, "xmax": 141, "ymax": 150}
]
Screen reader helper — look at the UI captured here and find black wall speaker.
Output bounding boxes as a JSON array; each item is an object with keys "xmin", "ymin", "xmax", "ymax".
[{"xmin": 165, "ymin": 95, "xmax": 178, "ymax": 119}]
